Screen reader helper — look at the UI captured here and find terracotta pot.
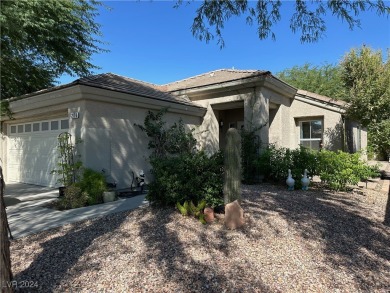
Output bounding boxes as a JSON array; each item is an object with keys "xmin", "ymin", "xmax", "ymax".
[{"xmin": 204, "ymin": 207, "xmax": 215, "ymax": 223}]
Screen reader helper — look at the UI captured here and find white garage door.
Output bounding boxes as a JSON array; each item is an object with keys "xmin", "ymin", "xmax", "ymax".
[{"xmin": 7, "ymin": 118, "xmax": 69, "ymax": 187}]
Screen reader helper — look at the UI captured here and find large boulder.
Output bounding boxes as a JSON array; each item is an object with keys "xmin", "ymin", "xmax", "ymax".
[{"xmin": 224, "ymin": 200, "xmax": 245, "ymax": 229}]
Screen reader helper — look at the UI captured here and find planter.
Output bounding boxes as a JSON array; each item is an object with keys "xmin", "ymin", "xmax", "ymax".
[{"xmin": 103, "ymin": 191, "xmax": 116, "ymax": 203}]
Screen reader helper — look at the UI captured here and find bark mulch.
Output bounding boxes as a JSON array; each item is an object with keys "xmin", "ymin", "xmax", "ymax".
[{"xmin": 10, "ymin": 184, "xmax": 390, "ymax": 292}]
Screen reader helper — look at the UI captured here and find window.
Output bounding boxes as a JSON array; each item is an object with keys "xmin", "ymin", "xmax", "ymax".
[
  {"xmin": 10, "ymin": 126, "xmax": 17, "ymax": 134},
  {"xmin": 61, "ymin": 119, "xmax": 69, "ymax": 129},
  {"xmin": 51, "ymin": 121, "xmax": 59, "ymax": 130},
  {"xmin": 17, "ymin": 125, "xmax": 24, "ymax": 133},
  {"xmin": 25, "ymin": 124, "xmax": 32, "ymax": 132},
  {"xmin": 300, "ymin": 120, "xmax": 322, "ymax": 150},
  {"xmin": 33, "ymin": 123, "xmax": 40, "ymax": 132},
  {"xmin": 41, "ymin": 122, "xmax": 49, "ymax": 131}
]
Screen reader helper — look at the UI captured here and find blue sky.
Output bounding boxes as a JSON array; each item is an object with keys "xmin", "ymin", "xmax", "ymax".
[{"xmin": 59, "ymin": 1, "xmax": 390, "ymax": 85}]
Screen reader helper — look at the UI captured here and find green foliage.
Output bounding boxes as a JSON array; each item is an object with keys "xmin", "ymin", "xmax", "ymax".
[
  {"xmin": 177, "ymin": 201, "xmax": 190, "ymax": 216},
  {"xmin": 369, "ymin": 120, "xmax": 390, "ymax": 160},
  {"xmin": 56, "ymin": 185, "xmax": 89, "ymax": 210},
  {"xmin": 317, "ymin": 150, "xmax": 379, "ymax": 191},
  {"xmin": 135, "ymin": 108, "xmax": 197, "ymax": 158},
  {"xmin": 257, "ymin": 145, "xmax": 318, "ymax": 188},
  {"xmin": 77, "ymin": 168, "xmax": 107, "ymax": 205},
  {"xmin": 147, "ymin": 151, "xmax": 224, "ymax": 207},
  {"xmin": 0, "ymin": 100, "xmax": 13, "ymax": 119},
  {"xmin": 257, "ymin": 145, "xmax": 378, "ymax": 191},
  {"xmin": 341, "ymin": 46, "xmax": 390, "ymax": 127},
  {"xmin": 224, "ymin": 128, "xmax": 241, "ymax": 204},
  {"xmin": 0, "ymin": 0, "xmax": 105, "ymax": 99},
  {"xmin": 176, "ymin": 200, "xmax": 207, "ymax": 224},
  {"xmin": 175, "ymin": 0, "xmax": 390, "ymax": 48},
  {"xmin": 340, "ymin": 46, "xmax": 390, "ymax": 159},
  {"xmin": 277, "ymin": 63, "xmax": 348, "ymax": 100},
  {"xmin": 51, "ymin": 133, "xmax": 83, "ymax": 187},
  {"xmin": 241, "ymin": 127, "xmax": 261, "ymax": 184}
]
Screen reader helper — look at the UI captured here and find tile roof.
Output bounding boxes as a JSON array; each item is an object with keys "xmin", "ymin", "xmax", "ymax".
[
  {"xmin": 297, "ymin": 89, "xmax": 346, "ymax": 107},
  {"xmin": 162, "ymin": 69, "xmax": 270, "ymax": 92},
  {"xmin": 75, "ymin": 73, "xmax": 201, "ymax": 107}
]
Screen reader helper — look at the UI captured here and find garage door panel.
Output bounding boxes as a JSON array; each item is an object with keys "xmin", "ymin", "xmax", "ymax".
[{"xmin": 7, "ymin": 119, "xmax": 67, "ymax": 187}]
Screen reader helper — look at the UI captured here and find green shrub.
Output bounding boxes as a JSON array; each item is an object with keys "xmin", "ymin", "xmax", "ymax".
[
  {"xmin": 147, "ymin": 151, "xmax": 224, "ymax": 207},
  {"xmin": 256, "ymin": 145, "xmax": 379, "ymax": 191},
  {"xmin": 56, "ymin": 184, "xmax": 88, "ymax": 210},
  {"xmin": 241, "ymin": 127, "xmax": 261, "ymax": 184},
  {"xmin": 78, "ymin": 168, "xmax": 107, "ymax": 205},
  {"xmin": 257, "ymin": 145, "xmax": 318, "ymax": 187},
  {"xmin": 317, "ymin": 150, "xmax": 379, "ymax": 191}
]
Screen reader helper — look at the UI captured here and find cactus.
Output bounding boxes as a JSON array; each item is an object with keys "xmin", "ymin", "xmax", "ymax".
[{"xmin": 223, "ymin": 128, "xmax": 242, "ymax": 204}]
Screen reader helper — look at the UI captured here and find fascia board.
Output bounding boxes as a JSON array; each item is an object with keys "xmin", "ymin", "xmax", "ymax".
[
  {"xmin": 169, "ymin": 76, "xmax": 266, "ymax": 98},
  {"xmin": 295, "ymin": 95, "xmax": 346, "ymax": 114},
  {"xmin": 79, "ymin": 85, "xmax": 206, "ymax": 117}
]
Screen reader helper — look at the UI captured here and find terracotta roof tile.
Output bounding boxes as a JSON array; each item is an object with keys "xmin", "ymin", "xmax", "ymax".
[{"xmin": 162, "ymin": 69, "xmax": 270, "ymax": 91}]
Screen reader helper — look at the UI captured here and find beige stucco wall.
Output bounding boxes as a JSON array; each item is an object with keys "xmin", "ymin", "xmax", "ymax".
[
  {"xmin": 286, "ymin": 98, "xmax": 344, "ymax": 150},
  {"xmin": 81, "ymin": 99, "xmax": 203, "ymax": 189}
]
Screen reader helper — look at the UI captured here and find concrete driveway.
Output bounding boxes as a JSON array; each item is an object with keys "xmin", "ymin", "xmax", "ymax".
[
  {"xmin": 4, "ymin": 182, "xmax": 59, "ymax": 208},
  {"xmin": 4, "ymin": 183, "xmax": 148, "ymax": 239}
]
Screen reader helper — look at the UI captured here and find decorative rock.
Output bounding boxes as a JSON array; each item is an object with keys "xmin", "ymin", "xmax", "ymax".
[
  {"xmin": 224, "ymin": 200, "xmax": 245, "ymax": 229},
  {"xmin": 203, "ymin": 207, "xmax": 215, "ymax": 223}
]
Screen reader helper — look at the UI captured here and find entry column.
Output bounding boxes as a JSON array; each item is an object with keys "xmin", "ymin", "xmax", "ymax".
[{"xmin": 244, "ymin": 87, "xmax": 269, "ymax": 146}]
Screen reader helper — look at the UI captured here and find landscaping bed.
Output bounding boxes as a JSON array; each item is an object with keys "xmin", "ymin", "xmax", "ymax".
[{"xmin": 10, "ymin": 184, "xmax": 390, "ymax": 292}]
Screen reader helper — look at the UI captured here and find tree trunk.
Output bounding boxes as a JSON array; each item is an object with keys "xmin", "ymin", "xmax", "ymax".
[
  {"xmin": 0, "ymin": 165, "xmax": 13, "ymax": 292},
  {"xmin": 384, "ymin": 182, "xmax": 390, "ymax": 226}
]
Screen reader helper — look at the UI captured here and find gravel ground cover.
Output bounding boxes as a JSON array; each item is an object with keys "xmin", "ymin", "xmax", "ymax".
[{"xmin": 10, "ymin": 183, "xmax": 390, "ymax": 293}]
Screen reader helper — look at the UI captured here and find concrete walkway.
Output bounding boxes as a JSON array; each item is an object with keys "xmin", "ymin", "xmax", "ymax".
[{"xmin": 4, "ymin": 183, "xmax": 148, "ymax": 239}]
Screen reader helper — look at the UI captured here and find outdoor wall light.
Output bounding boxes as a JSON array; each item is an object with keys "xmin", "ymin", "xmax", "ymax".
[{"xmin": 219, "ymin": 120, "xmax": 224, "ymax": 127}]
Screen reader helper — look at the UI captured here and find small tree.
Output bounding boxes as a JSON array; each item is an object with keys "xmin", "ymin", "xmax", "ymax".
[
  {"xmin": 224, "ymin": 128, "xmax": 241, "ymax": 204},
  {"xmin": 51, "ymin": 133, "xmax": 83, "ymax": 187}
]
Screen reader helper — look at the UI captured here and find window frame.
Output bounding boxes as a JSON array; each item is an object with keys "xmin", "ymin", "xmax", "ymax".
[{"xmin": 299, "ymin": 119, "xmax": 323, "ymax": 150}]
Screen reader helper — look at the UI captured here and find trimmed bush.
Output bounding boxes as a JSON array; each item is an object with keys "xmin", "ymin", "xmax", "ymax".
[
  {"xmin": 257, "ymin": 145, "xmax": 378, "ymax": 191},
  {"xmin": 147, "ymin": 151, "xmax": 224, "ymax": 207},
  {"xmin": 56, "ymin": 184, "xmax": 88, "ymax": 210},
  {"xmin": 77, "ymin": 168, "xmax": 107, "ymax": 205},
  {"xmin": 317, "ymin": 150, "xmax": 379, "ymax": 191}
]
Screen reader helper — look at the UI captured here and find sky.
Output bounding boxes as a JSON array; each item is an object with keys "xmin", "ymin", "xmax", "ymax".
[{"xmin": 59, "ymin": 1, "xmax": 390, "ymax": 85}]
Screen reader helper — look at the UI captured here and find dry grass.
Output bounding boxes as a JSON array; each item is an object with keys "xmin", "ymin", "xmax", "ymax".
[{"xmin": 10, "ymin": 184, "xmax": 390, "ymax": 292}]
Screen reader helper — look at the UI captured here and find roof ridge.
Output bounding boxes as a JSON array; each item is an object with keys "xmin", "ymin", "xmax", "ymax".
[
  {"xmin": 105, "ymin": 72, "xmax": 160, "ymax": 87},
  {"xmin": 161, "ymin": 68, "xmax": 264, "ymax": 86}
]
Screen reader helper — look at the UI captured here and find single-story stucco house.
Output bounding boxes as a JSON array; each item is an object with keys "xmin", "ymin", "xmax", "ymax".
[{"xmin": 0, "ymin": 69, "xmax": 366, "ymax": 188}]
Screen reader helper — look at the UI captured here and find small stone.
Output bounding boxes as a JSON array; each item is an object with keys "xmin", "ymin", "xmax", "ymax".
[{"xmin": 224, "ymin": 200, "xmax": 245, "ymax": 229}]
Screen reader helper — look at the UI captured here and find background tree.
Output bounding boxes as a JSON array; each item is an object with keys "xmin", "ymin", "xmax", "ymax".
[
  {"xmin": 340, "ymin": 46, "xmax": 390, "ymax": 159},
  {"xmin": 276, "ymin": 63, "xmax": 347, "ymax": 100},
  {"xmin": 0, "ymin": 0, "xmax": 105, "ymax": 102},
  {"xmin": 175, "ymin": 0, "xmax": 390, "ymax": 48}
]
